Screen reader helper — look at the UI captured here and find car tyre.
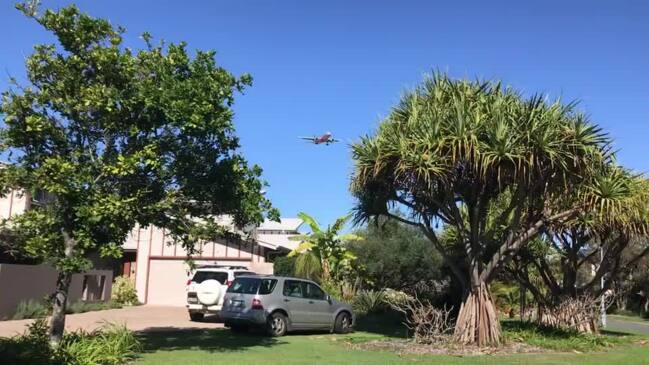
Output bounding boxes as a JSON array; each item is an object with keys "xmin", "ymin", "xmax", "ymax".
[
  {"xmin": 334, "ymin": 312, "xmax": 353, "ymax": 334},
  {"xmin": 267, "ymin": 312, "xmax": 288, "ymax": 337},
  {"xmin": 189, "ymin": 312, "xmax": 204, "ymax": 322}
]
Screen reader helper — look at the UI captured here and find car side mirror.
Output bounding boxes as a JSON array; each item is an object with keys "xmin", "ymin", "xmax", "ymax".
[{"xmin": 325, "ymin": 295, "xmax": 332, "ymax": 303}]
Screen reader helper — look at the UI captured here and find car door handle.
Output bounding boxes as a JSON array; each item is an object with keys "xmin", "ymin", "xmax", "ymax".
[
  {"xmin": 308, "ymin": 300, "xmax": 314, "ymax": 304},
  {"xmin": 284, "ymin": 298, "xmax": 291, "ymax": 302}
]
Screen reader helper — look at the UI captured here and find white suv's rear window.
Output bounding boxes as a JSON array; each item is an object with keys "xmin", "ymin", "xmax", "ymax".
[{"xmin": 192, "ymin": 271, "xmax": 228, "ymax": 284}]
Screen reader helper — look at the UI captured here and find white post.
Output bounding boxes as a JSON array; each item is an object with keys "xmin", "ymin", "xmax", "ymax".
[{"xmin": 600, "ymin": 248, "xmax": 607, "ymax": 328}]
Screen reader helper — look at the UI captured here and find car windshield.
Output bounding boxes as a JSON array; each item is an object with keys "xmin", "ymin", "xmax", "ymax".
[
  {"xmin": 191, "ymin": 271, "xmax": 228, "ymax": 284},
  {"xmin": 227, "ymin": 278, "xmax": 278, "ymax": 295}
]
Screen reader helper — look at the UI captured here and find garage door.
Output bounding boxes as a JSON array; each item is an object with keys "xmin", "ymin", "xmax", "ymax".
[{"xmin": 146, "ymin": 260, "xmax": 191, "ymax": 306}]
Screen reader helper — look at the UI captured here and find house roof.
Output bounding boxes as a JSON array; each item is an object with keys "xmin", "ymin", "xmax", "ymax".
[
  {"xmin": 256, "ymin": 233, "xmax": 301, "ymax": 251},
  {"xmin": 258, "ymin": 218, "xmax": 303, "ymax": 231}
]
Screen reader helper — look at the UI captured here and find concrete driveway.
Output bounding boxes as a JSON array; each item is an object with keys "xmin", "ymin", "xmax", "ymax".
[{"xmin": 0, "ymin": 305, "xmax": 223, "ymax": 337}]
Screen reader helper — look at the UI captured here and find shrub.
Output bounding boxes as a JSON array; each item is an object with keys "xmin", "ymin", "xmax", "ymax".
[
  {"xmin": 383, "ymin": 288, "xmax": 411, "ymax": 307},
  {"xmin": 67, "ymin": 301, "xmax": 122, "ymax": 314},
  {"xmin": 272, "ymin": 255, "xmax": 296, "ymax": 277},
  {"xmin": 0, "ymin": 320, "xmax": 142, "ymax": 365},
  {"xmin": 57, "ymin": 323, "xmax": 142, "ymax": 365},
  {"xmin": 502, "ymin": 320, "xmax": 619, "ymax": 352},
  {"xmin": 320, "ymin": 278, "xmax": 343, "ymax": 300},
  {"xmin": 0, "ymin": 318, "xmax": 52, "ymax": 365},
  {"xmin": 353, "ymin": 290, "xmax": 387, "ymax": 314},
  {"xmin": 12, "ymin": 299, "xmax": 50, "ymax": 320},
  {"xmin": 111, "ymin": 276, "xmax": 139, "ymax": 306},
  {"xmin": 348, "ymin": 219, "xmax": 444, "ymax": 294}
]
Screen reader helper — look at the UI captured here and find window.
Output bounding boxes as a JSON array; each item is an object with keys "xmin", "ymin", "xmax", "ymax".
[
  {"xmin": 82, "ymin": 274, "xmax": 106, "ymax": 301},
  {"xmin": 302, "ymin": 282, "xmax": 326, "ymax": 300},
  {"xmin": 192, "ymin": 271, "xmax": 228, "ymax": 284},
  {"xmin": 258, "ymin": 279, "xmax": 278, "ymax": 295},
  {"xmin": 283, "ymin": 280, "xmax": 304, "ymax": 298},
  {"xmin": 227, "ymin": 277, "xmax": 260, "ymax": 294}
]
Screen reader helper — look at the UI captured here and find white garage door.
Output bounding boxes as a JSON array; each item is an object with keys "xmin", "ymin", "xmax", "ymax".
[{"xmin": 146, "ymin": 260, "xmax": 191, "ymax": 306}]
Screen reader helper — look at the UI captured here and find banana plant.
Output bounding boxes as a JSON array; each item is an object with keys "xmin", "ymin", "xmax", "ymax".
[{"xmin": 289, "ymin": 212, "xmax": 361, "ymax": 281}]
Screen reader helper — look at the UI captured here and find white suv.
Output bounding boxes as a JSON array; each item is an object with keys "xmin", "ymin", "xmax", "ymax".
[{"xmin": 186, "ymin": 265, "xmax": 256, "ymax": 321}]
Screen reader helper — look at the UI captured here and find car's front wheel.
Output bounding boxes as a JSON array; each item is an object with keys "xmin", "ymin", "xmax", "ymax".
[
  {"xmin": 334, "ymin": 312, "xmax": 353, "ymax": 334},
  {"xmin": 267, "ymin": 312, "xmax": 288, "ymax": 337},
  {"xmin": 189, "ymin": 312, "xmax": 204, "ymax": 322}
]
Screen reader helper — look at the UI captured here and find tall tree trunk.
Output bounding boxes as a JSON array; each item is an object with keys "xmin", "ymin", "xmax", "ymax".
[
  {"xmin": 520, "ymin": 283, "xmax": 527, "ymax": 321},
  {"xmin": 49, "ymin": 231, "xmax": 76, "ymax": 345},
  {"xmin": 453, "ymin": 282, "xmax": 501, "ymax": 346},
  {"xmin": 49, "ymin": 270, "xmax": 71, "ymax": 344}
]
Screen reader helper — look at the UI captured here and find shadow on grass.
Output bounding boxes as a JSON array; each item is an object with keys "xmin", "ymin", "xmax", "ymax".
[
  {"xmin": 354, "ymin": 311, "xmax": 408, "ymax": 339},
  {"xmin": 138, "ymin": 328, "xmax": 287, "ymax": 354}
]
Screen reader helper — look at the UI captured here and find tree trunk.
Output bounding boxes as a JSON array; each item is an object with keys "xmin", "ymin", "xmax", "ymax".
[
  {"xmin": 453, "ymin": 282, "xmax": 501, "ymax": 346},
  {"xmin": 520, "ymin": 283, "xmax": 526, "ymax": 321},
  {"xmin": 49, "ymin": 230, "xmax": 76, "ymax": 345},
  {"xmin": 49, "ymin": 270, "xmax": 72, "ymax": 344}
]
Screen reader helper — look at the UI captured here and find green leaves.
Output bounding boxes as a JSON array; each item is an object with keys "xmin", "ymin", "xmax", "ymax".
[
  {"xmin": 350, "ymin": 71, "xmax": 642, "ymax": 292},
  {"xmin": 289, "ymin": 212, "xmax": 359, "ymax": 282},
  {"xmin": 0, "ymin": 4, "xmax": 278, "ymax": 274}
]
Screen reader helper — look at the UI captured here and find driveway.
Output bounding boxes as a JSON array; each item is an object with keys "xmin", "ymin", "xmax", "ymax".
[{"xmin": 0, "ymin": 305, "xmax": 222, "ymax": 337}]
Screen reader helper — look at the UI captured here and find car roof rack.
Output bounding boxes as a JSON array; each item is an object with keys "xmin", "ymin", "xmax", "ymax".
[{"xmin": 197, "ymin": 264, "xmax": 249, "ymax": 270}]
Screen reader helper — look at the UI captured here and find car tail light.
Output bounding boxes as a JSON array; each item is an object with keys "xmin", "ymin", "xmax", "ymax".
[
  {"xmin": 186, "ymin": 279, "xmax": 192, "ymax": 286},
  {"xmin": 251, "ymin": 298, "xmax": 263, "ymax": 310},
  {"xmin": 226, "ymin": 280, "xmax": 233, "ymax": 287}
]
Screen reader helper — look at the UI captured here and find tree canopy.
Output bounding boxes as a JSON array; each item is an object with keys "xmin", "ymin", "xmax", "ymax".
[
  {"xmin": 0, "ymin": 3, "xmax": 278, "ymax": 342},
  {"xmin": 350, "ymin": 72, "xmax": 635, "ymax": 345}
]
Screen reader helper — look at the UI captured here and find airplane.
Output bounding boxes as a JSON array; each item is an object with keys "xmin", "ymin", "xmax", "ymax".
[{"xmin": 299, "ymin": 132, "xmax": 340, "ymax": 145}]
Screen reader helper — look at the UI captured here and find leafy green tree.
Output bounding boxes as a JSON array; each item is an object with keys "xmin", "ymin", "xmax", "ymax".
[
  {"xmin": 349, "ymin": 218, "xmax": 444, "ymax": 293},
  {"xmin": 270, "ymin": 255, "xmax": 296, "ymax": 277},
  {"xmin": 350, "ymin": 73, "xmax": 623, "ymax": 345},
  {"xmin": 289, "ymin": 212, "xmax": 360, "ymax": 282},
  {"xmin": 0, "ymin": 4, "xmax": 277, "ymax": 343}
]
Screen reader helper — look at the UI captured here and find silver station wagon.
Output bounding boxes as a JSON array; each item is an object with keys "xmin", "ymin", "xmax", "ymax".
[{"xmin": 220, "ymin": 275, "xmax": 355, "ymax": 336}]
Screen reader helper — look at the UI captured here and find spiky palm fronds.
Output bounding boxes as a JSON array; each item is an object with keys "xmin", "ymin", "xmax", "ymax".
[{"xmin": 288, "ymin": 212, "xmax": 360, "ymax": 282}]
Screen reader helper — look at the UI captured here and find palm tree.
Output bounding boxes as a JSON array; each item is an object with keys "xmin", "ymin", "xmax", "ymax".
[
  {"xmin": 289, "ymin": 212, "xmax": 360, "ymax": 282},
  {"xmin": 350, "ymin": 72, "xmax": 630, "ymax": 346}
]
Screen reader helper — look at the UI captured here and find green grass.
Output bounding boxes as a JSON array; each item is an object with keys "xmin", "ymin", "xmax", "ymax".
[
  {"xmin": 501, "ymin": 320, "xmax": 631, "ymax": 352},
  {"xmin": 135, "ymin": 317, "xmax": 649, "ymax": 365}
]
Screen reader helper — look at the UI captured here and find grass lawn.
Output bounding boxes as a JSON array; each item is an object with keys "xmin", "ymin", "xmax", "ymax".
[{"xmin": 135, "ymin": 316, "xmax": 649, "ymax": 365}]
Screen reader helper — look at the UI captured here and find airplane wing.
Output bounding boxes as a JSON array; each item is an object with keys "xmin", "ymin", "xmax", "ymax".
[
  {"xmin": 330, "ymin": 138, "xmax": 341, "ymax": 143},
  {"xmin": 299, "ymin": 136, "xmax": 317, "ymax": 142}
]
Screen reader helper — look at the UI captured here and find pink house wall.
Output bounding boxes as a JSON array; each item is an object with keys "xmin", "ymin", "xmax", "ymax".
[{"xmin": 130, "ymin": 225, "xmax": 272, "ymax": 305}]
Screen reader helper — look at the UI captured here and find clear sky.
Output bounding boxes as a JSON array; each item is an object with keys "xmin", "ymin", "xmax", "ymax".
[{"xmin": 1, "ymin": 1, "xmax": 648, "ymax": 228}]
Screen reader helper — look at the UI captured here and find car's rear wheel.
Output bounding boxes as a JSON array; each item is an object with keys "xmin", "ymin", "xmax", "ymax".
[
  {"xmin": 334, "ymin": 312, "xmax": 353, "ymax": 334},
  {"xmin": 189, "ymin": 312, "xmax": 204, "ymax": 322},
  {"xmin": 267, "ymin": 312, "xmax": 288, "ymax": 337}
]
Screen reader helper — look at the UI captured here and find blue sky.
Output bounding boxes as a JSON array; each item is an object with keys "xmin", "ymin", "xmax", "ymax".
[{"xmin": 1, "ymin": 1, "xmax": 648, "ymax": 228}]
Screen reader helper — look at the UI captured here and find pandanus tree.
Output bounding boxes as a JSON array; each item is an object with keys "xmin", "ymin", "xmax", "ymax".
[
  {"xmin": 350, "ymin": 73, "xmax": 617, "ymax": 346},
  {"xmin": 288, "ymin": 212, "xmax": 360, "ymax": 282},
  {"xmin": 0, "ymin": 4, "xmax": 277, "ymax": 343},
  {"xmin": 507, "ymin": 170, "xmax": 649, "ymax": 329}
]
